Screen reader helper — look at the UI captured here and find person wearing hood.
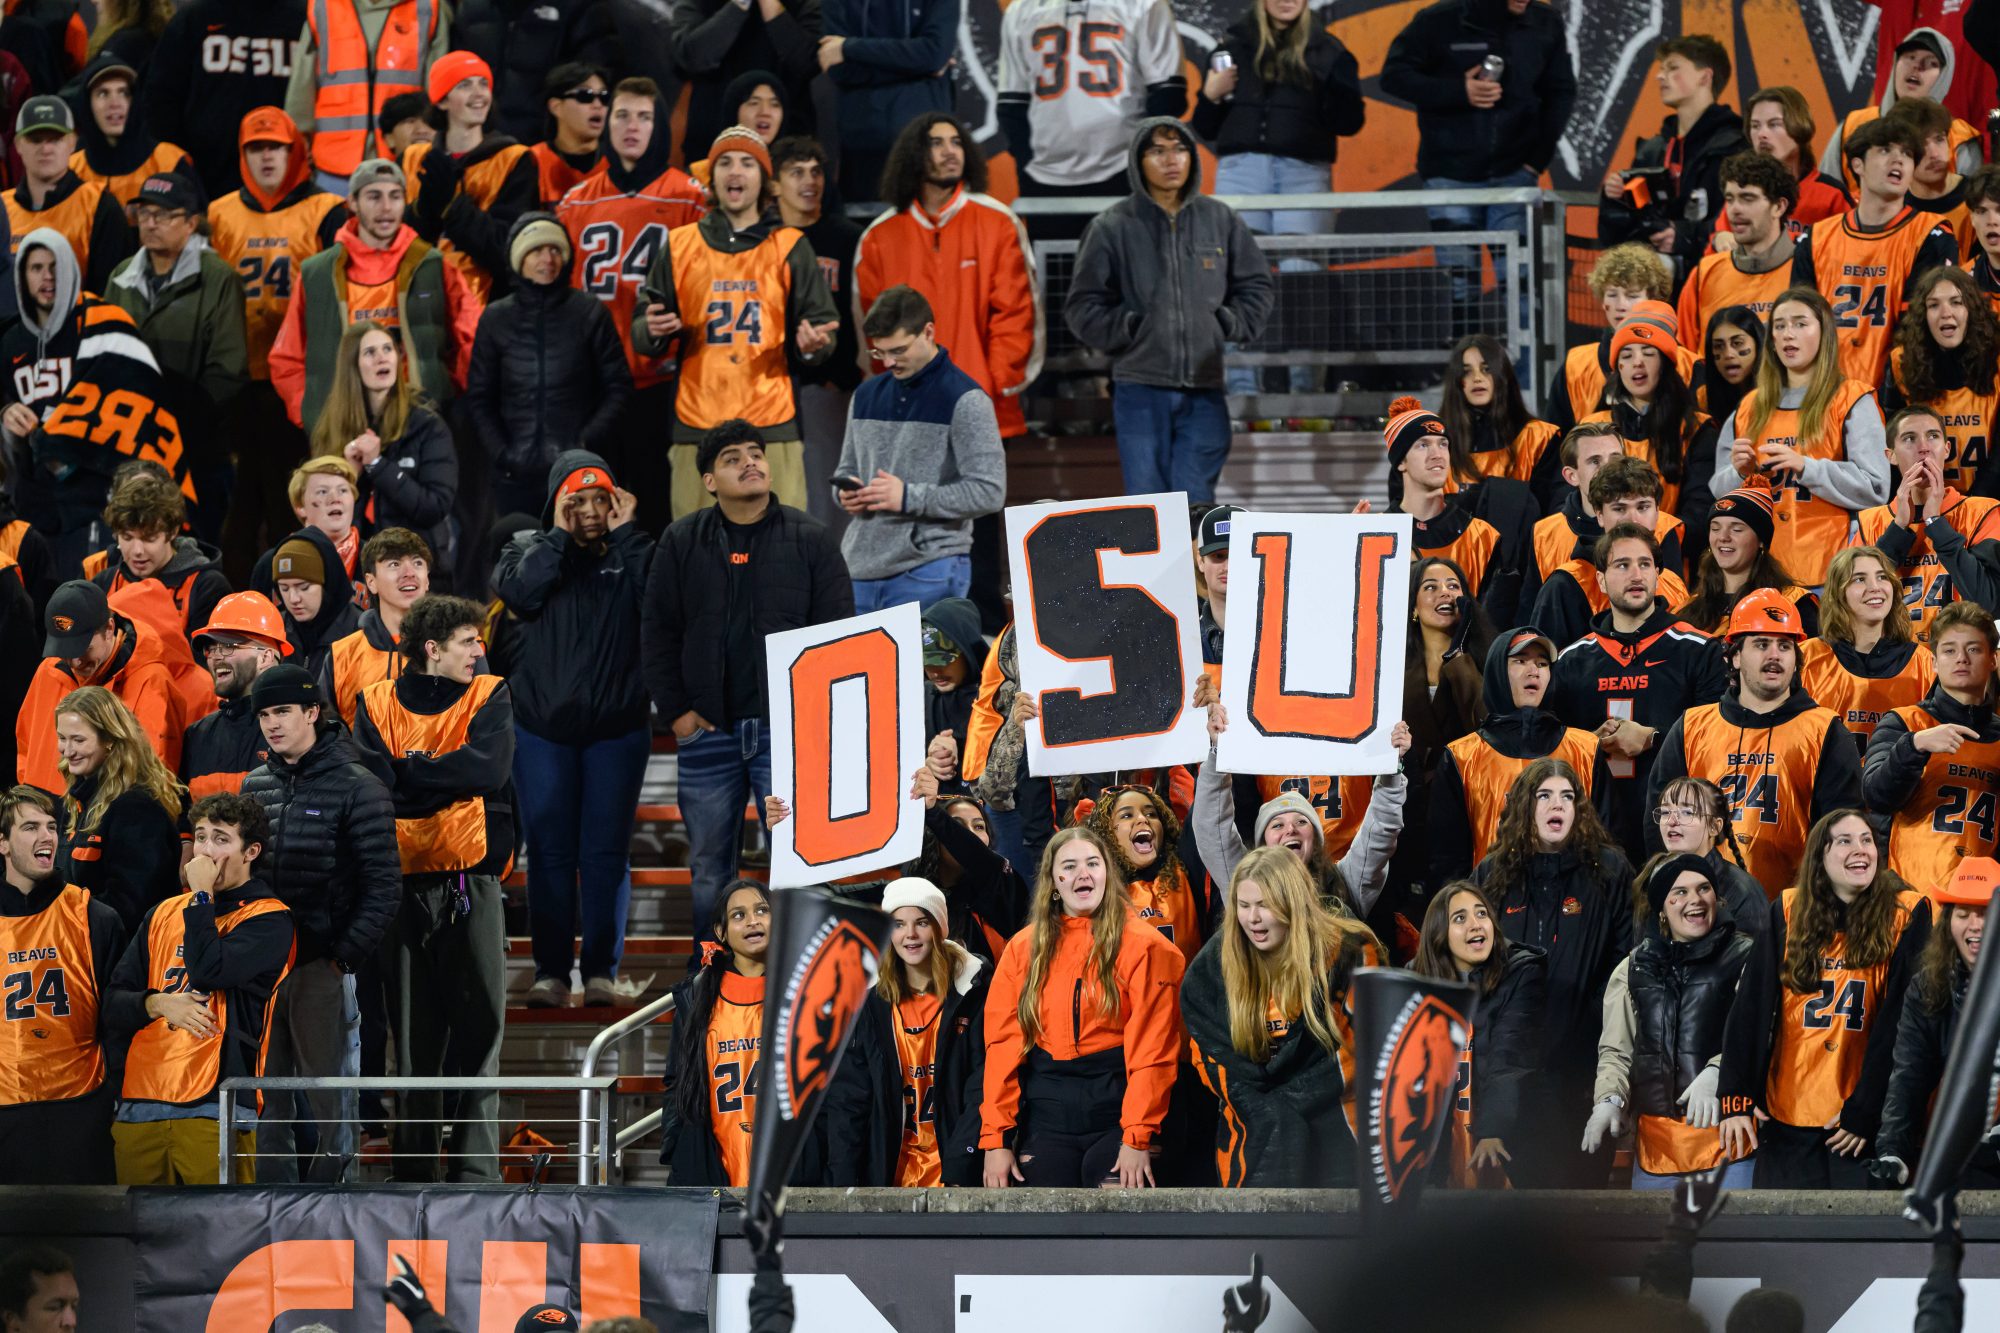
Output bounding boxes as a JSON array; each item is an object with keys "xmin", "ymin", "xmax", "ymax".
[
  {"xmin": 180, "ymin": 592, "xmax": 294, "ymax": 800},
  {"xmin": 825, "ymin": 876, "xmax": 990, "ymax": 1186},
  {"xmin": 492, "ymin": 453, "xmax": 652, "ymax": 1009},
  {"xmin": 67, "ymin": 55, "xmax": 193, "ymax": 209},
  {"xmin": 1863, "ymin": 601, "xmax": 2000, "ymax": 888},
  {"xmin": 665, "ymin": 0, "xmax": 819, "ymax": 168},
  {"xmin": 1531, "ymin": 455, "xmax": 1693, "ymax": 649},
  {"xmin": 1825, "ymin": 28, "xmax": 1981, "ymax": 197},
  {"xmin": 402, "ymin": 51, "xmax": 539, "ymax": 304},
  {"xmin": 1675, "ymin": 153, "xmax": 1798, "ymax": 370},
  {"xmin": 208, "ymin": 107, "xmax": 349, "ymax": 586},
  {"xmin": 1427, "ymin": 627, "xmax": 1613, "ymax": 886},
  {"xmin": 918, "ymin": 595, "xmax": 989, "ymax": 767},
  {"xmin": 2, "ymin": 229, "xmax": 191, "ymax": 579},
  {"xmin": 687, "ymin": 69, "xmax": 789, "ymax": 185},
  {"xmin": 89, "ymin": 469, "xmax": 232, "ymax": 642},
  {"xmin": 268, "ymin": 528, "xmax": 362, "ymax": 680},
  {"xmin": 633, "ymin": 127, "xmax": 838, "ymax": 520},
  {"xmin": 142, "ymin": 0, "xmax": 308, "ymax": 203},
  {"xmin": 1064, "ymin": 119, "xmax": 1274, "ymax": 503},
  {"xmin": 466, "ymin": 214, "xmax": 632, "ymax": 521},
  {"xmin": 553, "ymin": 75, "xmax": 706, "ymax": 529},
  {"xmin": 838, "ymin": 285, "xmax": 1005, "ymax": 615},
  {"xmin": 5, "ymin": 94, "xmax": 134, "ymax": 306},
  {"xmin": 1861, "ymin": 405, "xmax": 2000, "ymax": 645},
  {"xmin": 1883, "ymin": 273, "xmax": 2000, "ymax": 503},
  {"xmin": 18, "ymin": 579, "xmax": 185, "ymax": 791},
  {"xmin": 1588, "ymin": 853, "xmax": 1755, "ymax": 1190},
  {"xmin": 1470, "ymin": 756, "xmax": 1633, "ymax": 1187},
  {"xmin": 1647, "ymin": 587, "xmax": 1864, "ymax": 892},
  {"xmin": 531, "ymin": 62, "xmax": 608, "ymax": 207},
  {"xmin": 642, "ymin": 420, "xmax": 852, "ymax": 932},
  {"xmin": 267, "ymin": 157, "xmax": 484, "ymax": 432},
  {"xmin": 1544, "ymin": 523, "xmax": 1723, "ymax": 853},
  {"xmin": 1599, "ymin": 35, "xmax": 1748, "ymax": 286},
  {"xmin": 104, "ymin": 171, "xmax": 251, "ymax": 542}
]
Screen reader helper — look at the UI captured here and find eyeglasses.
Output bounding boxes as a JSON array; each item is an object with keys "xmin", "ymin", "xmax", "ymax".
[
  {"xmin": 133, "ymin": 207, "xmax": 187, "ymax": 227},
  {"xmin": 1654, "ymin": 805, "xmax": 1704, "ymax": 824},
  {"xmin": 561, "ymin": 89, "xmax": 611, "ymax": 105}
]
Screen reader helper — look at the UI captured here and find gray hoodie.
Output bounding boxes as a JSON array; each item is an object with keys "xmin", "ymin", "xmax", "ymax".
[
  {"xmin": 1062, "ymin": 117, "xmax": 1275, "ymax": 391},
  {"xmin": 1820, "ymin": 27, "xmax": 1980, "ymax": 181}
]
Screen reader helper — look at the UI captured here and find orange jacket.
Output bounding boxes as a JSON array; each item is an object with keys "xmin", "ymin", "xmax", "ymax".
[
  {"xmin": 17, "ymin": 615, "xmax": 184, "ymax": 792},
  {"xmin": 979, "ymin": 911, "xmax": 1185, "ymax": 1151},
  {"xmin": 104, "ymin": 580, "xmax": 219, "ymax": 733},
  {"xmin": 855, "ymin": 187, "xmax": 1043, "ymax": 438}
]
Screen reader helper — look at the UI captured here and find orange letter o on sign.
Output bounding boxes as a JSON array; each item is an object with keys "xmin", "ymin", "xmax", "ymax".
[{"xmin": 789, "ymin": 627, "xmax": 901, "ymax": 866}]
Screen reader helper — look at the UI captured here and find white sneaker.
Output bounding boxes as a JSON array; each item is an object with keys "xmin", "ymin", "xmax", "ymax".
[
  {"xmin": 526, "ymin": 976, "xmax": 569, "ymax": 1008},
  {"xmin": 584, "ymin": 974, "xmax": 654, "ymax": 1006}
]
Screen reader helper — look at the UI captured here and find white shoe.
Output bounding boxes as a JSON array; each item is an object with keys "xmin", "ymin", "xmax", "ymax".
[
  {"xmin": 526, "ymin": 976, "xmax": 569, "ymax": 1008},
  {"xmin": 584, "ymin": 974, "xmax": 654, "ymax": 1006}
]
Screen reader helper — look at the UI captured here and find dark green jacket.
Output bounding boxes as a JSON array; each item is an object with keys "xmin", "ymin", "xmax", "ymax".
[
  {"xmin": 297, "ymin": 237, "xmax": 452, "ymax": 428},
  {"xmin": 104, "ymin": 237, "xmax": 249, "ymax": 463}
]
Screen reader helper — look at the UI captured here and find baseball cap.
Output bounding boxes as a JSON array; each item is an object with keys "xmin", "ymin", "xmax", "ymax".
[
  {"xmin": 1198, "ymin": 505, "xmax": 1243, "ymax": 556},
  {"xmin": 1895, "ymin": 31, "xmax": 1947, "ymax": 63},
  {"xmin": 1504, "ymin": 629, "xmax": 1556, "ymax": 661},
  {"xmin": 921, "ymin": 621, "xmax": 962, "ymax": 667},
  {"xmin": 348, "ymin": 157, "xmax": 406, "ymax": 197},
  {"xmin": 513, "ymin": 1306, "xmax": 579, "ymax": 1332},
  {"xmin": 16, "ymin": 96, "xmax": 72, "ymax": 139},
  {"xmin": 44, "ymin": 580, "xmax": 110, "ymax": 658},
  {"xmin": 135, "ymin": 172, "xmax": 203, "ymax": 216},
  {"xmin": 86, "ymin": 60, "xmax": 137, "ymax": 92}
]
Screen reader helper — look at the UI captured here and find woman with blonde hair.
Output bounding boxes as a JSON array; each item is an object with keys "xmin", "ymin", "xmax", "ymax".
[
  {"xmin": 1710, "ymin": 287, "xmax": 1889, "ymax": 579},
  {"xmin": 1798, "ymin": 544, "xmax": 1934, "ymax": 750},
  {"xmin": 310, "ymin": 322, "xmax": 457, "ymax": 566},
  {"xmin": 52, "ymin": 686, "xmax": 185, "ymax": 932},
  {"xmin": 1181, "ymin": 847, "xmax": 1380, "ymax": 1187},
  {"xmin": 981, "ymin": 826, "xmax": 1185, "ymax": 1189}
]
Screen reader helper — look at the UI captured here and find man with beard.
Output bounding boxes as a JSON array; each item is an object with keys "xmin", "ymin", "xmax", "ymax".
[
  {"xmin": 0, "ymin": 784, "xmax": 123, "ymax": 1184},
  {"xmin": 1647, "ymin": 589, "xmax": 1863, "ymax": 890},
  {"xmin": 181, "ymin": 592, "xmax": 295, "ymax": 799},
  {"xmin": 1547, "ymin": 524, "xmax": 1725, "ymax": 850}
]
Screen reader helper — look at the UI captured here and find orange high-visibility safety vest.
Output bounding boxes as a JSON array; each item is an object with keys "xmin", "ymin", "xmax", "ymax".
[{"xmin": 306, "ymin": 0, "xmax": 440, "ymax": 178}]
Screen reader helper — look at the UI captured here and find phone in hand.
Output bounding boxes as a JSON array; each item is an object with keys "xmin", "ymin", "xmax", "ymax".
[{"xmin": 832, "ymin": 474, "xmax": 864, "ymax": 492}]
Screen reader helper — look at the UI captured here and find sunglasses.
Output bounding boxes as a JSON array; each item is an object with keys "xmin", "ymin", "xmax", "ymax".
[{"xmin": 561, "ymin": 89, "xmax": 611, "ymax": 106}]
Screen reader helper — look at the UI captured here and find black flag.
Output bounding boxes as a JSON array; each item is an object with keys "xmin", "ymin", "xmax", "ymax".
[
  {"xmin": 1351, "ymin": 966, "xmax": 1476, "ymax": 1222},
  {"xmin": 743, "ymin": 888, "xmax": 891, "ymax": 1262},
  {"xmin": 1906, "ymin": 859, "xmax": 2000, "ymax": 1234}
]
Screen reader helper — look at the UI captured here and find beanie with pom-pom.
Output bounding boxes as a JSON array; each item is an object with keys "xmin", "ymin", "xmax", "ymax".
[{"xmin": 1384, "ymin": 395, "xmax": 1447, "ymax": 467}]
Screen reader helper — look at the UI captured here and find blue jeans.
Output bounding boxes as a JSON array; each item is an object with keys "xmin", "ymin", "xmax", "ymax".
[
  {"xmin": 676, "ymin": 720, "xmax": 773, "ymax": 932},
  {"xmin": 1632, "ymin": 1158, "xmax": 1754, "ymax": 1191},
  {"xmin": 1111, "ymin": 383, "xmax": 1232, "ymax": 501},
  {"xmin": 514, "ymin": 722, "xmax": 651, "ymax": 982},
  {"xmin": 1425, "ymin": 165, "xmax": 1535, "ymax": 374},
  {"xmin": 852, "ymin": 553, "xmax": 971, "ymax": 615},
  {"xmin": 1215, "ymin": 152, "xmax": 1327, "ymax": 395}
]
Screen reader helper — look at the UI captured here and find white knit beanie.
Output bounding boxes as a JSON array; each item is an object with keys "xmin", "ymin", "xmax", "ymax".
[{"xmin": 880, "ymin": 876, "xmax": 950, "ymax": 932}]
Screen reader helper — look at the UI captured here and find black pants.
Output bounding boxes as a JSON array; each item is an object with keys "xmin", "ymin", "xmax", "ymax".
[
  {"xmin": 1018, "ymin": 1124, "xmax": 1125, "ymax": 1186},
  {"xmin": 1753, "ymin": 1118, "xmax": 1874, "ymax": 1190},
  {"xmin": 0, "ymin": 1083, "xmax": 114, "ymax": 1184},
  {"xmin": 1509, "ymin": 1070, "xmax": 1613, "ymax": 1188},
  {"xmin": 219, "ymin": 382, "xmax": 308, "ymax": 588},
  {"xmin": 1016, "ymin": 171, "xmax": 1127, "ymax": 245}
]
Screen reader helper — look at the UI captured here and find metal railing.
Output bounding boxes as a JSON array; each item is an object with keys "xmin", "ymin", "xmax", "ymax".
[
  {"xmin": 579, "ymin": 992, "xmax": 676, "ymax": 1186},
  {"xmin": 217, "ymin": 1076, "xmax": 619, "ymax": 1185}
]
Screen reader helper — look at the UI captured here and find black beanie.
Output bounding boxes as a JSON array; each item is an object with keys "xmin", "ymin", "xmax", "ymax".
[
  {"xmin": 1644, "ymin": 853, "xmax": 1716, "ymax": 922},
  {"xmin": 249, "ymin": 662, "xmax": 323, "ymax": 713}
]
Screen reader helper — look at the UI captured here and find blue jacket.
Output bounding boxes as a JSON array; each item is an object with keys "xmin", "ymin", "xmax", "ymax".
[{"xmin": 823, "ymin": 0, "xmax": 961, "ymax": 154}]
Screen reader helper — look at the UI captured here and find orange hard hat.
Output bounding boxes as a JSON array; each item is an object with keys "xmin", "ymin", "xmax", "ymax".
[
  {"xmin": 192, "ymin": 591, "xmax": 294, "ymax": 656},
  {"xmin": 1936, "ymin": 856, "xmax": 2000, "ymax": 906},
  {"xmin": 1726, "ymin": 587, "xmax": 1806, "ymax": 641}
]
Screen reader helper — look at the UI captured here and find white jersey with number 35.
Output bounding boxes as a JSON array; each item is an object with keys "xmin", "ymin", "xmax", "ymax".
[{"xmin": 999, "ymin": 0, "xmax": 1183, "ymax": 189}]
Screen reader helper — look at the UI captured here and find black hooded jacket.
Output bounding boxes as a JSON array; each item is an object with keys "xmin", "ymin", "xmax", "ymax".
[
  {"xmin": 1879, "ymin": 958, "xmax": 2000, "ymax": 1180},
  {"xmin": 1862, "ymin": 681, "xmax": 2000, "ymax": 813},
  {"xmin": 262, "ymin": 526, "xmax": 362, "ymax": 681},
  {"xmin": 449, "ymin": 0, "xmax": 624, "ymax": 143},
  {"xmin": 491, "ymin": 449, "xmax": 653, "ymax": 742},
  {"xmin": 1379, "ymin": 0, "xmax": 1576, "ymax": 182},
  {"xmin": 1465, "ymin": 942, "xmax": 1545, "ymax": 1144},
  {"xmin": 408, "ymin": 130, "xmax": 541, "ymax": 300},
  {"xmin": 1600, "ymin": 102, "xmax": 1750, "ymax": 276},
  {"xmin": 922, "ymin": 596, "xmax": 988, "ymax": 758},
  {"xmin": 142, "ymin": 0, "xmax": 307, "ymax": 202},
  {"xmin": 1190, "ymin": 15, "xmax": 1365, "ymax": 164},
  {"xmin": 668, "ymin": 0, "xmax": 821, "ymax": 160},
  {"xmin": 69, "ymin": 53, "xmax": 196, "ymax": 185},
  {"xmin": 352, "ymin": 405, "xmax": 458, "ymax": 565}
]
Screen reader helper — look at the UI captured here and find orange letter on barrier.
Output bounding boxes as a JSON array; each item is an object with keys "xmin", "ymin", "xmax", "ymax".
[
  {"xmin": 789, "ymin": 627, "xmax": 901, "ymax": 866},
  {"xmin": 386, "ymin": 1241, "xmax": 451, "ymax": 1333},
  {"xmin": 580, "ymin": 1243, "xmax": 643, "ymax": 1324},
  {"xmin": 477, "ymin": 1242, "xmax": 550, "ymax": 1333},
  {"xmin": 1246, "ymin": 531, "xmax": 1397, "ymax": 741},
  {"xmin": 206, "ymin": 1240, "xmax": 354, "ymax": 1332}
]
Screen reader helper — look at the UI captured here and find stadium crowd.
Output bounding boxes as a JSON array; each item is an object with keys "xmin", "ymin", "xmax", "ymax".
[{"xmin": 1, "ymin": 0, "xmax": 1999, "ymax": 1262}]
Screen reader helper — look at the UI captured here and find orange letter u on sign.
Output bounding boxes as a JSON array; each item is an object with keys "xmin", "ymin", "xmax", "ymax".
[
  {"xmin": 789, "ymin": 627, "xmax": 901, "ymax": 866},
  {"xmin": 1246, "ymin": 530, "xmax": 1398, "ymax": 741}
]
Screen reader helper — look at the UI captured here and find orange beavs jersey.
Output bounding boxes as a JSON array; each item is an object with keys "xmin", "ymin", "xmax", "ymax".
[
  {"xmin": 1803, "ymin": 208, "xmax": 1956, "ymax": 386},
  {"xmin": 706, "ymin": 969, "xmax": 765, "ymax": 1187},
  {"xmin": 72, "ymin": 142, "xmax": 190, "ymax": 208},
  {"xmin": 0, "ymin": 885, "xmax": 103, "ymax": 1105},
  {"xmin": 1678, "ymin": 703, "xmax": 1843, "ymax": 894},
  {"xmin": 5, "ymin": 179, "xmax": 110, "ymax": 276},
  {"xmin": 669, "ymin": 221, "xmax": 805, "ymax": 432},
  {"xmin": 1766, "ymin": 886, "xmax": 1922, "ymax": 1127},
  {"xmin": 1129, "ymin": 862, "xmax": 1199, "ymax": 961},
  {"xmin": 356, "ymin": 675, "xmax": 505, "ymax": 874},
  {"xmin": 1576, "ymin": 409, "xmax": 1706, "ymax": 515},
  {"xmin": 1675, "ymin": 251, "xmax": 1793, "ymax": 354},
  {"xmin": 1881, "ymin": 702, "xmax": 2000, "ymax": 892},
  {"xmin": 1736, "ymin": 379, "xmax": 1878, "ymax": 578},
  {"xmin": 401, "ymin": 141, "xmax": 534, "ymax": 302},
  {"xmin": 1888, "ymin": 350, "xmax": 1999, "ymax": 495},
  {"xmin": 1533, "ymin": 509, "xmax": 1685, "ymax": 582},
  {"xmin": 557, "ymin": 167, "xmax": 707, "ymax": 389},
  {"xmin": 209, "ymin": 191, "xmax": 344, "ymax": 379},
  {"xmin": 1798, "ymin": 637, "xmax": 1934, "ymax": 743},
  {"xmin": 1857, "ymin": 494, "xmax": 2000, "ymax": 642},
  {"xmin": 121, "ymin": 893, "xmax": 293, "ymax": 1106},
  {"xmin": 1563, "ymin": 340, "xmax": 1700, "ymax": 421},
  {"xmin": 1466, "ymin": 421, "xmax": 1561, "ymax": 485},
  {"xmin": 1411, "ymin": 511, "xmax": 1499, "ymax": 601},
  {"xmin": 894, "ymin": 992, "xmax": 944, "ymax": 1187},
  {"xmin": 1445, "ymin": 728, "xmax": 1602, "ymax": 867}
]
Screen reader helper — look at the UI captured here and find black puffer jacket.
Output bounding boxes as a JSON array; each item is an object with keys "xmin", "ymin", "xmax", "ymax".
[
  {"xmin": 1627, "ymin": 915, "xmax": 1753, "ymax": 1119},
  {"xmin": 491, "ymin": 450, "xmax": 652, "ymax": 742},
  {"xmin": 354, "ymin": 405, "xmax": 458, "ymax": 567},
  {"xmin": 465, "ymin": 216, "xmax": 633, "ymax": 491},
  {"xmin": 1191, "ymin": 14, "xmax": 1364, "ymax": 164},
  {"xmin": 642, "ymin": 501, "xmax": 853, "ymax": 726},
  {"xmin": 1467, "ymin": 942, "xmax": 1545, "ymax": 1143},
  {"xmin": 1379, "ymin": 0, "xmax": 1577, "ymax": 182},
  {"xmin": 450, "ymin": 0, "xmax": 624, "ymax": 143},
  {"xmin": 1879, "ymin": 958, "xmax": 2000, "ymax": 1181},
  {"xmin": 240, "ymin": 725, "xmax": 402, "ymax": 971}
]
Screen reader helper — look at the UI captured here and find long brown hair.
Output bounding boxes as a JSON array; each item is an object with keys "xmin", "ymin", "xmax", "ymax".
[
  {"xmin": 1602, "ymin": 342, "xmax": 1700, "ymax": 484},
  {"xmin": 876, "ymin": 904, "xmax": 968, "ymax": 1006},
  {"xmin": 1915, "ymin": 903, "xmax": 1978, "ymax": 1014},
  {"xmin": 1679, "ymin": 542, "xmax": 1807, "ymax": 634},
  {"xmin": 1482, "ymin": 759, "xmax": 1617, "ymax": 891},
  {"xmin": 1017, "ymin": 827, "xmax": 1129, "ymax": 1048},
  {"xmin": 310, "ymin": 321, "xmax": 419, "ymax": 459},
  {"xmin": 1819, "ymin": 546, "xmax": 1914, "ymax": 647},
  {"xmin": 1412, "ymin": 880, "xmax": 1511, "ymax": 995},
  {"xmin": 1782, "ymin": 810, "xmax": 1907, "ymax": 995},
  {"xmin": 1220, "ymin": 848, "xmax": 1372, "ymax": 1061},
  {"xmin": 55, "ymin": 686, "xmax": 184, "ymax": 835},
  {"xmin": 876, "ymin": 112, "xmax": 988, "ymax": 211},
  {"xmin": 1745, "ymin": 288, "xmax": 1845, "ymax": 443},
  {"xmin": 1438, "ymin": 335, "xmax": 1534, "ymax": 477},
  {"xmin": 1249, "ymin": 0, "xmax": 1312, "ymax": 86},
  {"xmin": 1892, "ymin": 266, "xmax": 2000, "ymax": 402}
]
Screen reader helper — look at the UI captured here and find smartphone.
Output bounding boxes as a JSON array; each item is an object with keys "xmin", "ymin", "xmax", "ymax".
[{"xmin": 832, "ymin": 474, "xmax": 864, "ymax": 492}]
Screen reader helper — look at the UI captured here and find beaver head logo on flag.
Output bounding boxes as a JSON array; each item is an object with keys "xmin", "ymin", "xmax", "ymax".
[{"xmin": 1352, "ymin": 967, "xmax": 1475, "ymax": 1221}]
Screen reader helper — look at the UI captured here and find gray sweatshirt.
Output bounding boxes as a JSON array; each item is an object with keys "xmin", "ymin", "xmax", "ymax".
[
  {"xmin": 1190, "ymin": 757, "xmax": 1406, "ymax": 918},
  {"xmin": 1713, "ymin": 385, "xmax": 1889, "ymax": 515}
]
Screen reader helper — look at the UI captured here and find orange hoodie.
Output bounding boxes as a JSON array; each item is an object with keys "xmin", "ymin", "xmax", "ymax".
[
  {"xmin": 980, "ymin": 910, "xmax": 1185, "ymax": 1151},
  {"xmin": 17, "ymin": 615, "xmax": 184, "ymax": 793},
  {"xmin": 266, "ymin": 218, "xmax": 484, "ymax": 426}
]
